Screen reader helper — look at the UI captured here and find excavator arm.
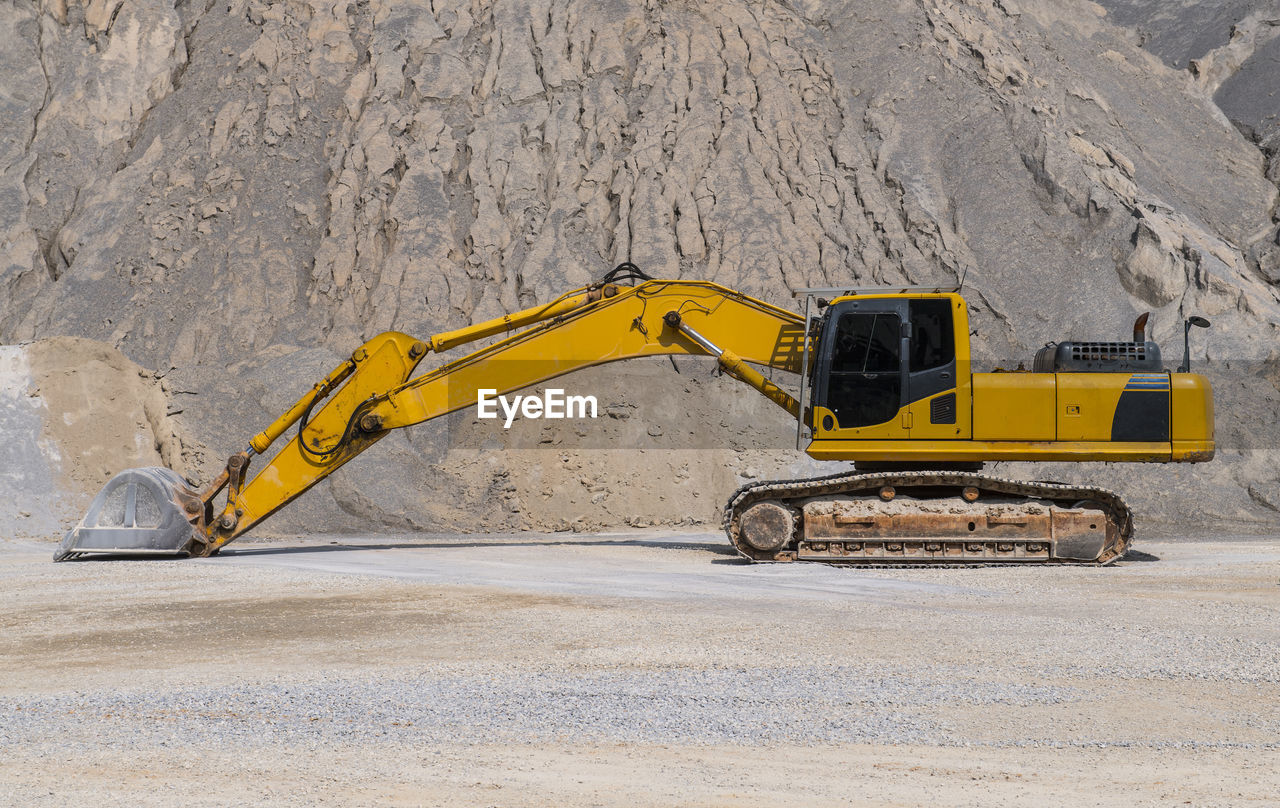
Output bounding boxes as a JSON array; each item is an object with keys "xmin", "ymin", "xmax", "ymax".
[{"xmin": 56, "ymin": 272, "xmax": 807, "ymax": 559}]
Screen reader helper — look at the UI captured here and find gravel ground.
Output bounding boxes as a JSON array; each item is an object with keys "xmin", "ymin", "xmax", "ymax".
[{"xmin": 2, "ymin": 531, "xmax": 1279, "ymax": 805}]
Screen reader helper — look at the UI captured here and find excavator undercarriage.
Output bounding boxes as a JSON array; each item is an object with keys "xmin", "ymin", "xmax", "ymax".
[
  {"xmin": 726, "ymin": 470, "xmax": 1130, "ymax": 565},
  {"xmin": 55, "ymin": 264, "xmax": 1210, "ymax": 566}
]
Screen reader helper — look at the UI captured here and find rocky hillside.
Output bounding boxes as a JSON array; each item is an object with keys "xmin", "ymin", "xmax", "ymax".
[{"xmin": 2, "ymin": 0, "xmax": 1278, "ymax": 534}]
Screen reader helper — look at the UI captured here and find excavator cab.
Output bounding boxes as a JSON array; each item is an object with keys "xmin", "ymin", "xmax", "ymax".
[{"xmin": 807, "ymin": 293, "xmax": 969, "ymax": 444}]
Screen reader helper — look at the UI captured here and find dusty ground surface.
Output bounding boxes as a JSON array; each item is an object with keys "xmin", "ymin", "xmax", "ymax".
[{"xmin": 2, "ymin": 530, "xmax": 1278, "ymax": 806}]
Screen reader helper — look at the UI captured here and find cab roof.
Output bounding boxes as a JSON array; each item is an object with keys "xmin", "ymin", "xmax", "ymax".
[{"xmin": 793, "ymin": 285, "xmax": 965, "ymax": 306}]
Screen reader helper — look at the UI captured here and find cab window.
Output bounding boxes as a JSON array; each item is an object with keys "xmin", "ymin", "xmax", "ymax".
[
  {"xmin": 909, "ymin": 299, "xmax": 954, "ymax": 372},
  {"xmin": 826, "ymin": 311, "xmax": 901, "ymax": 427},
  {"xmin": 832, "ymin": 311, "xmax": 899, "ymax": 373}
]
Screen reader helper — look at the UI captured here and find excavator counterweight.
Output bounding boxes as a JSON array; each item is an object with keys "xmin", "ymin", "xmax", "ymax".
[{"xmin": 56, "ymin": 265, "xmax": 1214, "ymax": 565}]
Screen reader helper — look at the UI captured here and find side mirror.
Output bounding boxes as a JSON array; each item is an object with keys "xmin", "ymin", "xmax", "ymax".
[{"xmin": 1178, "ymin": 316, "xmax": 1211, "ymax": 373}]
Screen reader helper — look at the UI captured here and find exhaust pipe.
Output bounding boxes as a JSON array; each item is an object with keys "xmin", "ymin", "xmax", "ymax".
[
  {"xmin": 54, "ymin": 467, "xmax": 200, "ymax": 561},
  {"xmin": 1131, "ymin": 312, "xmax": 1149, "ymax": 343}
]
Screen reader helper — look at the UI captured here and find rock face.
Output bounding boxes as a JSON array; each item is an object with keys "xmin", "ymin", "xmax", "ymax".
[{"xmin": 1, "ymin": 0, "xmax": 1278, "ymax": 535}]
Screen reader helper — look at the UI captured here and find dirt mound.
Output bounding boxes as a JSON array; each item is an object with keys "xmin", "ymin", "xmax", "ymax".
[
  {"xmin": 0, "ymin": 338, "xmax": 194, "ymax": 537},
  {"xmin": 27, "ymin": 337, "xmax": 189, "ymax": 488}
]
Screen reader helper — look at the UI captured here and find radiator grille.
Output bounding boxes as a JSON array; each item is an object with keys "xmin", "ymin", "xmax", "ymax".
[{"xmin": 1069, "ymin": 342, "xmax": 1151, "ymax": 361}]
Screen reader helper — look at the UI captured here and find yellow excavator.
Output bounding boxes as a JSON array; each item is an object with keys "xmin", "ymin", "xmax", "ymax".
[{"xmin": 56, "ymin": 263, "xmax": 1215, "ymax": 565}]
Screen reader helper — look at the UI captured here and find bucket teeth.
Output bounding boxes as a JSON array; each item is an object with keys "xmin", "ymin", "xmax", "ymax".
[{"xmin": 54, "ymin": 467, "xmax": 199, "ymax": 561}]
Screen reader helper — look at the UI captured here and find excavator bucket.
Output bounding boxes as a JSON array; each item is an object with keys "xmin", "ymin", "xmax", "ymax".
[{"xmin": 54, "ymin": 467, "xmax": 198, "ymax": 561}]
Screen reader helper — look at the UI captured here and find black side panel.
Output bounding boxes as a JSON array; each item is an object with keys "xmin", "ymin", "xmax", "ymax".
[
  {"xmin": 1111, "ymin": 391, "xmax": 1170, "ymax": 441},
  {"xmin": 909, "ymin": 360, "xmax": 956, "ymax": 403},
  {"xmin": 930, "ymin": 392, "xmax": 957, "ymax": 425}
]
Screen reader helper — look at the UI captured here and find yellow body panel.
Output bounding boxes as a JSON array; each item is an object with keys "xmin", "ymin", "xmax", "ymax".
[
  {"xmin": 1172, "ymin": 374, "xmax": 1214, "ymax": 444},
  {"xmin": 972, "ymin": 373, "xmax": 1055, "ymax": 441},
  {"xmin": 1056, "ymin": 373, "xmax": 1129, "ymax": 441},
  {"xmin": 903, "ymin": 392, "xmax": 969, "ymax": 440},
  {"xmin": 1172, "ymin": 440, "xmax": 1217, "ymax": 460},
  {"xmin": 810, "ymin": 369, "xmax": 1214, "ymax": 462}
]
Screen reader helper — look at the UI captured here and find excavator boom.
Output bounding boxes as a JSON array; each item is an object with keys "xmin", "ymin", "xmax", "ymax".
[{"xmin": 57, "ymin": 274, "xmax": 806, "ymax": 559}]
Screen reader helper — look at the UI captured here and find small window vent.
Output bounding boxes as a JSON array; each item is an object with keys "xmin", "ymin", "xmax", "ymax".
[{"xmin": 930, "ymin": 392, "xmax": 957, "ymax": 425}]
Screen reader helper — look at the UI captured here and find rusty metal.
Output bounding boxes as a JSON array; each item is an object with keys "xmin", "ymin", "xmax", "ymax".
[
  {"xmin": 224, "ymin": 452, "xmax": 250, "ymax": 505},
  {"xmin": 962, "ymin": 486, "xmax": 979, "ymax": 502},
  {"xmin": 794, "ymin": 494, "xmax": 1107, "ymax": 563},
  {"xmin": 724, "ymin": 470, "xmax": 1133, "ymax": 565},
  {"xmin": 192, "ymin": 450, "xmax": 253, "ymax": 555},
  {"xmin": 737, "ymin": 500, "xmax": 795, "ymax": 552},
  {"xmin": 1132, "ymin": 312, "xmax": 1149, "ymax": 343},
  {"xmin": 879, "ymin": 486, "xmax": 895, "ymax": 501}
]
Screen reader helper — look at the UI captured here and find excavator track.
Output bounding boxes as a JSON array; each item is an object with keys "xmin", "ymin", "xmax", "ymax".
[{"xmin": 723, "ymin": 470, "xmax": 1133, "ymax": 566}]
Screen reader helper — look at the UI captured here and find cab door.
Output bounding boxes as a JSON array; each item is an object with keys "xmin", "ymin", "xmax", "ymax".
[
  {"xmin": 811, "ymin": 299, "xmax": 910, "ymax": 439},
  {"xmin": 904, "ymin": 297, "xmax": 969, "ymax": 440}
]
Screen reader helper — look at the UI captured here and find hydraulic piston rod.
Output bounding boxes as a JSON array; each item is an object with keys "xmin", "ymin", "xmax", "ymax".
[{"xmin": 663, "ymin": 311, "xmax": 800, "ymax": 418}]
